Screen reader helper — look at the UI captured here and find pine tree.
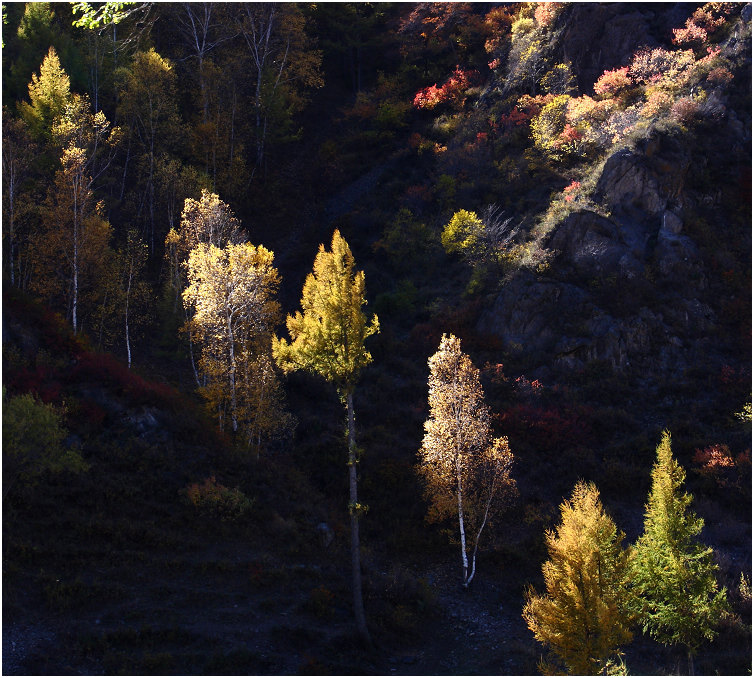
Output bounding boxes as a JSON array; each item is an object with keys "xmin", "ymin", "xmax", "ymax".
[
  {"xmin": 418, "ymin": 334, "xmax": 516, "ymax": 588},
  {"xmin": 630, "ymin": 430, "xmax": 728, "ymax": 675},
  {"xmin": 272, "ymin": 229, "xmax": 378, "ymax": 646},
  {"xmin": 523, "ymin": 480, "xmax": 632, "ymax": 675}
]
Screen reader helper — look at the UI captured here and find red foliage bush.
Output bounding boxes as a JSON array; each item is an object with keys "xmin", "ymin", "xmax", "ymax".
[
  {"xmin": 71, "ymin": 352, "xmax": 180, "ymax": 409},
  {"xmin": 413, "ymin": 66, "xmax": 479, "ymax": 110},
  {"xmin": 670, "ymin": 96, "xmax": 700, "ymax": 123},
  {"xmin": 6, "ymin": 365, "xmax": 62, "ymax": 404},
  {"xmin": 497, "ymin": 403, "xmax": 594, "ymax": 452},
  {"xmin": 594, "ymin": 66, "xmax": 632, "ymax": 97},
  {"xmin": 534, "ymin": 2, "xmax": 564, "ymax": 27},
  {"xmin": 707, "ymin": 66, "xmax": 734, "ymax": 86},
  {"xmin": 563, "ymin": 180, "xmax": 581, "ymax": 202},
  {"xmin": 693, "ymin": 444, "xmax": 751, "ymax": 490},
  {"xmin": 672, "ymin": 3, "xmax": 731, "ymax": 47},
  {"xmin": 184, "ymin": 476, "xmax": 253, "ymax": 521}
]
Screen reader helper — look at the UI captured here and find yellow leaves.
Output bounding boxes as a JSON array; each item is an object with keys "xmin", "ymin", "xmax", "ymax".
[
  {"xmin": 183, "ymin": 237, "xmax": 283, "ymax": 439},
  {"xmin": 524, "ymin": 481, "xmax": 632, "ymax": 674},
  {"xmin": 441, "ymin": 209, "xmax": 484, "ymax": 256},
  {"xmin": 20, "ymin": 46, "xmax": 71, "ymax": 140},
  {"xmin": 273, "ymin": 229, "xmax": 378, "ymax": 393},
  {"xmin": 419, "ymin": 333, "xmax": 515, "ymax": 530}
]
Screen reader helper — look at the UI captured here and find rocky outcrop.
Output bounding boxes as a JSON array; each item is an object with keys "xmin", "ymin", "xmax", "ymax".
[
  {"xmin": 558, "ymin": 4, "xmax": 694, "ymax": 93},
  {"xmin": 478, "ymin": 131, "xmax": 720, "ymax": 374}
]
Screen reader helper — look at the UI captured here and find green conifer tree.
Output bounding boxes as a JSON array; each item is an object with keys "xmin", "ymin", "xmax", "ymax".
[
  {"xmin": 523, "ymin": 480, "xmax": 632, "ymax": 674},
  {"xmin": 630, "ymin": 431, "xmax": 728, "ymax": 675}
]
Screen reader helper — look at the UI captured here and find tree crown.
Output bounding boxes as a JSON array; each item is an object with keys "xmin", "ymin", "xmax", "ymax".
[{"xmin": 272, "ymin": 229, "xmax": 378, "ymax": 394}]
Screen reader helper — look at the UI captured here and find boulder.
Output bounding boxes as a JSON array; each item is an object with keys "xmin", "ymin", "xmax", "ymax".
[{"xmin": 548, "ymin": 210, "xmax": 648, "ymax": 279}]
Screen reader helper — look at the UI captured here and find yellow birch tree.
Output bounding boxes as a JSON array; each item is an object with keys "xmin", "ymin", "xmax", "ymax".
[{"xmin": 418, "ymin": 333, "xmax": 516, "ymax": 588}]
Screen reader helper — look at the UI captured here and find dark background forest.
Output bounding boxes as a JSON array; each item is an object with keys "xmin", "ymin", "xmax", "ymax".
[{"xmin": 2, "ymin": 2, "xmax": 751, "ymax": 675}]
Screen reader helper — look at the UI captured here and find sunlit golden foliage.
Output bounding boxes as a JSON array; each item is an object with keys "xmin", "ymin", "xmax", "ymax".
[
  {"xmin": 273, "ymin": 229, "xmax": 379, "ymax": 394},
  {"xmin": 523, "ymin": 481, "xmax": 632, "ymax": 674},
  {"xmin": 183, "ymin": 241, "xmax": 281, "ymax": 437},
  {"xmin": 418, "ymin": 334, "xmax": 515, "ymax": 587}
]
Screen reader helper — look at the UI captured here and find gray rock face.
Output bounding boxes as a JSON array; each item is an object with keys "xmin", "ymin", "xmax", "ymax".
[{"xmin": 479, "ymin": 134, "xmax": 715, "ymax": 374}]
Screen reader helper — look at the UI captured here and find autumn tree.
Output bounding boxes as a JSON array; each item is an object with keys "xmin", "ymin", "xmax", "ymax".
[
  {"xmin": 237, "ymin": 2, "xmax": 323, "ymax": 174},
  {"xmin": 523, "ymin": 480, "xmax": 633, "ymax": 674},
  {"xmin": 34, "ymin": 147, "xmax": 112, "ymax": 335},
  {"xmin": 30, "ymin": 80, "xmax": 120, "ymax": 334},
  {"xmin": 418, "ymin": 333, "xmax": 516, "ymax": 588},
  {"xmin": 18, "ymin": 45, "xmax": 71, "ymax": 142},
  {"xmin": 2, "ymin": 107, "xmax": 38, "ymax": 288},
  {"xmin": 183, "ymin": 241, "xmax": 281, "ymax": 437},
  {"xmin": 116, "ymin": 48, "xmax": 180, "ymax": 252},
  {"xmin": 629, "ymin": 431, "xmax": 728, "ymax": 675},
  {"xmin": 441, "ymin": 207, "xmax": 518, "ymax": 271},
  {"xmin": 93, "ymin": 229, "xmax": 152, "ymax": 366},
  {"xmin": 272, "ymin": 229, "xmax": 379, "ymax": 646},
  {"xmin": 165, "ymin": 190, "xmax": 245, "ymax": 373}
]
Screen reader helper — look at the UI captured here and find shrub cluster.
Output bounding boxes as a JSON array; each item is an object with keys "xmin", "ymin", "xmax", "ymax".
[{"xmin": 182, "ymin": 476, "xmax": 253, "ymax": 521}]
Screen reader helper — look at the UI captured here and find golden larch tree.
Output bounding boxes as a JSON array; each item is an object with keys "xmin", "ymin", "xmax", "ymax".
[
  {"xmin": 523, "ymin": 480, "xmax": 633, "ymax": 675},
  {"xmin": 272, "ymin": 229, "xmax": 378, "ymax": 646}
]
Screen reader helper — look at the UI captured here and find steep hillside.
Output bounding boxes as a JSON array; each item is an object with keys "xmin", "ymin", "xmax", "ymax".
[{"xmin": 3, "ymin": 2, "xmax": 751, "ymax": 675}]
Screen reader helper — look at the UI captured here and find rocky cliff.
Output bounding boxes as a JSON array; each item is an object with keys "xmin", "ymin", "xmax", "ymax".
[{"xmin": 479, "ymin": 117, "xmax": 750, "ymax": 378}]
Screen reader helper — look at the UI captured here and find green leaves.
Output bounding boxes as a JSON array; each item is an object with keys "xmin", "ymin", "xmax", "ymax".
[
  {"xmin": 71, "ymin": 2, "xmax": 136, "ymax": 29},
  {"xmin": 3, "ymin": 388, "xmax": 88, "ymax": 497},
  {"xmin": 629, "ymin": 431, "xmax": 728, "ymax": 656}
]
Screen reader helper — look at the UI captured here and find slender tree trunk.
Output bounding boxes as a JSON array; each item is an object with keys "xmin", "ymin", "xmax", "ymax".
[
  {"xmin": 72, "ymin": 175, "xmax": 80, "ymax": 335},
  {"xmin": 456, "ymin": 453, "xmax": 470, "ymax": 587},
  {"xmin": 688, "ymin": 650, "xmax": 694, "ymax": 676},
  {"xmin": 227, "ymin": 314, "xmax": 238, "ymax": 432},
  {"xmin": 125, "ymin": 260, "xmax": 133, "ymax": 368},
  {"xmin": 346, "ymin": 390, "xmax": 371, "ymax": 647},
  {"xmin": 120, "ymin": 125, "xmax": 133, "ymax": 201}
]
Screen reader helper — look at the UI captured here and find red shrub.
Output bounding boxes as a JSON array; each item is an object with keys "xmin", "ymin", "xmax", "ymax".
[
  {"xmin": 670, "ymin": 96, "xmax": 700, "ymax": 124},
  {"xmin": 563, "ymin": 180, "xmax": 581, "ymax": 202},
  {"xmin": 694, "ymin": 444, "xmax": 751, "ymax": 489},
  {"xmin": 534, "ymin": 2, "xmax": 564, "ymax": 27},
  {"xmin": 707, "ymin": 66, "xmax": 734, "ymax": 86},
  {"xmin": 498, "ymin": 403, "xmax": 594, "ymax": 451},
  {"xmin": 413, "ymin": 65, "xmax": 479, "ymax": 110},
  {"xmin": 594, "ymin": 66, "xmax": 632, "ymax": 97}
]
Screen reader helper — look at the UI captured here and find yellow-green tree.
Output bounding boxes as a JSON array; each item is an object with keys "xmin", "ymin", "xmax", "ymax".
[
  {"xmin": 2, "ymin": 387, "xmax": 87, "ymax": 499},
  {"xmin": 523, "ymin": 481, "xmax": 633, "ymax": 674},
  {"xmin": 629, "ymin": 431, "xmax": 728, "ymax": 675},
  {"xmin": 183, "ymin": 241, "xmax": 281, "ymax": 436},
  {"xmin": 418, "ymin": 333, "xmax": 516, "ymax": 588},
  {"xmin": 18, "ymin": 46, "xmax": 71, "ymax": 141},
  {"xmin": 272, "ymin": 229, "xmax": 378, "ymax": 646}
]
